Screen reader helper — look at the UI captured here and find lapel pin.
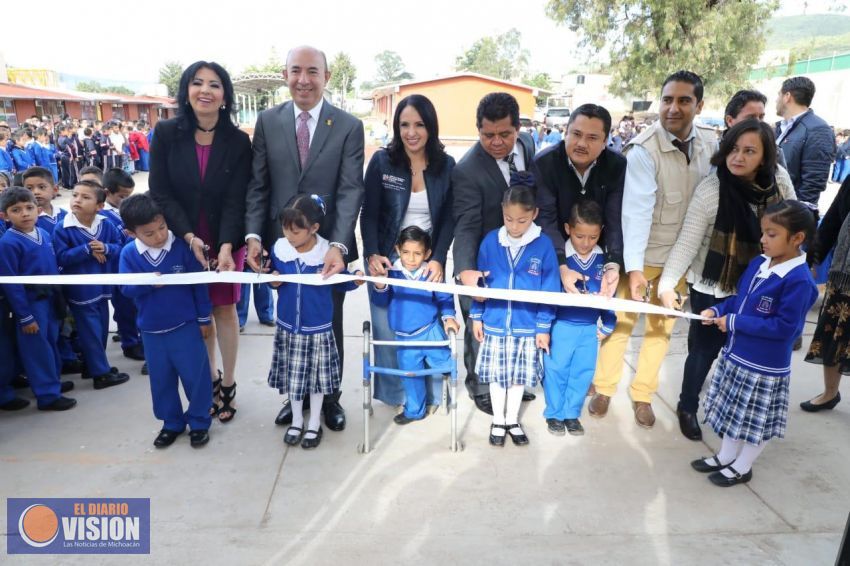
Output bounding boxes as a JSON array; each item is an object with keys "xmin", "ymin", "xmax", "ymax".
[{"xmin": 326, "ymin": 119, "xmax": 333, "ymax": 127}]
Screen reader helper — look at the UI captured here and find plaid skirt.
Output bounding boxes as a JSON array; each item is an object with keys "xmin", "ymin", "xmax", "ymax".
[
  {"xmin": 475, "ymin": 334, "xmax": 541, "ymax": 388},
  {"xmin": 267, "ymin": 327, "xmax": 341, "ymax": 401},
  {"xmin": 703, "ymin": 355, "xmax": 789, "ymax": 445}
]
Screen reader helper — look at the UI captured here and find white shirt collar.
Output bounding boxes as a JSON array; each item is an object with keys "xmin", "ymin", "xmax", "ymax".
[
  {"xmin": 63, "ymin": 211, "xmax": 104, "ymax": 235},
  {"xmin": 756, "ymin": 253, "xmax": 807, "ymax": 279},
  {"xmin": 39, "ymin": 207, "xmax": 61, "ymax": 219},
  {"xmin": 781, "ymin": 110, "xmax": 807, "ymax": 130},
  {"xmin": 391, "ymin": 258, "xmax": 427, "ymax": 280},
  {"xmin": 567, "ymin": 157, "xmax": 596, "ymax": 187},
  {"xmin": 104, "ymin": 202, "xmax": 119, "ymax": 212},
  {"xmin": 663, "ymin": 126, "xmax": 696, "ymax": 144},
  {"xmin": 273, "ymin": 234, "xmax": 329, "ymax": 266},
  {"xmin": 498, "ymin": 223, "xmax": 541, "ymax": 248},
  {"xmin": 564, "ymin": 239, "xmax": 603, "ymax": 262},
  {"xmin": 134, "ymin": 230, "xmax": 175, "ymax": 255},
  {"xmin": 293, "ymin": 98, "xmax": 324, "ymax": 123}
]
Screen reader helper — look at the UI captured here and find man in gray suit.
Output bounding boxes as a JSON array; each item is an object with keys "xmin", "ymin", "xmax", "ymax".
[
  {"xmin": 453, "ymin": 92, "xmax": 537, "ymax": 415},
  {"xmin": 245, "ymin": 45, "xmax": 365, "ymax": 431}
]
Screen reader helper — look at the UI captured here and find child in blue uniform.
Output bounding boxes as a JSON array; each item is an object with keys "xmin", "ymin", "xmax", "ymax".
[
  {"xmin": 0, "ymin": 131, "xmax": 13, "ymax": 175},
  {"xmin": 52, "ymin": 180, "xmax": 129, "ymax": 390},
  {"xmin": 102, "ymin": 168, "xmax": 142, "ymax": 361},
  {"xmin": 0, "ymin": 188, "xmax": 76, "ymax": 410},
  {"xmin": 31, "ymin": 128, "xmax": 59, "ymax": 184},
  {"xmin": 470, "ymin": 174, "xmax": 560, "ymax": 447},
  {"xmin": 22, "ymin": 167, "xmax": 65, "ymax": 234},
  {"xmin": 693, "ymin": 200, "xmax": 818, "ymax": 487},
  {"xmin": 268, "ymin": 195, "xmax": 364, "ymax": 450},
  {"xmin": 543, "ymin": 200, "xmax": 616, "ymax": 436},
  {"xmin": 10, "ymin": 130, "xmax": 34, "ymax": 172},
  {"xmin": 371, "ymin": 226, "xmax": 460, "ymax": 425},
  {"xmin": 119, "ymin": 194, "xmax": 213, "ymax": 448}
]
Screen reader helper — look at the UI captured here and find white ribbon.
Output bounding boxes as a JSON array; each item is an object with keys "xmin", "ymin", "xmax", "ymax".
[{"xmin": 0, "ymin": 271, "xmax": 704, "ymax": 320}]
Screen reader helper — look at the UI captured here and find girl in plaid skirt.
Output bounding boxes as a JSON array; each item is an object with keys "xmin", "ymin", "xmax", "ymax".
[
  {"xmin": 692, "ymin": 201, "xmax": 818, "ymax": 487},
  {"xmin": 267, "ymin": 195, "xmax": 363, "ymax": 450},
  {"xmin": 469, "ymin": 173, "xmax": 560, "ymax": 447}
]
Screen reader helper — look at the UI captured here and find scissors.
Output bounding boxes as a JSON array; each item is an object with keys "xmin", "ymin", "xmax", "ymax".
[
  {"xmin": 643, "ymin": 280, "xmax": 653, "ymax": 303},
  {"xmin": 201, "ymin": 244, "xmax": 212, "ymax": 272},
  {"xmin": 577, "ymin": 276, "xmax": 589, "ymax": 294}
]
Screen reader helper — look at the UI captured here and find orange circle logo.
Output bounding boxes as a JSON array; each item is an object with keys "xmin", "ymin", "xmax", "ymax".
[{"xmin": 19, "ymin": 504, "xmax": 59, "ymax": 547}]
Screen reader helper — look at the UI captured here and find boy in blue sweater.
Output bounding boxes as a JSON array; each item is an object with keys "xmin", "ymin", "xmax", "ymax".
[
  {"xmin": 31, "ymin": 128, "xmax": 59, "ymax": 183},
  {"xmin": 101, "ymin": 168, "xmax": 142, "ymax": 362},
  {"xmin": 119, "ymin": 194, "xmax": 213, "ymax": 448},
  {"xmin": 0, "ymin": 131, "xmax": 13, "ymax": 175},
  {"xmin": 22, "ymin": 167, "xmax": 65, "ymax": 234},
  {"xmin": 10, "ymin": 130, "xmax": 34, "ymax": 172},
  {"xmin": 542, "ymin": 200, "xmax": 616, "ymax": 436},
  {"xmin": 372, "ymin": 226, "xmax": 460, "ymax": 424},
  {"xmin": 0, "ymin": 188, "xmax": 76, "ymax": 410},
  {"xmin": 53, "ymin": 180, "xmax": 129, "ymax": 389}
]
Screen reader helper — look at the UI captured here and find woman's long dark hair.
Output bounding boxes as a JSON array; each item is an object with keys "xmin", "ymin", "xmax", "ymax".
[
  {"xmin": 176, "ymin": 61, "xmax": 238, "ymax": 132},
  {"xmin": 386, "ymin": 94, "xmax": 446, "ymax": 174},
  {"xmin": 712, "ymin": 118, "xmax": 777, "ymax": 184}
]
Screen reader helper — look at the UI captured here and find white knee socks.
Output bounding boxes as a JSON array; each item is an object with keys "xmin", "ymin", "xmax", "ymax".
[
  {"xmin": 717, "ymin": 435, "xmax": 742, "ymax": 465},
  {"xmin": 305, "ymin": 393, "xmax": 324, "ymax": 439},
  {"xmin": 721, "ymin": 441, "xmax": 767, "ymax": 476},
  {"xmin": 489, "ymin": 383, "xmax": 507, "ymax": 436},
  {"xmin": 505, "ymin": 385, "xmax": 524, "ymax": 425},
  {"xmin": 290, "ymin": 399, "xmax": 304, "ymax": 430}
]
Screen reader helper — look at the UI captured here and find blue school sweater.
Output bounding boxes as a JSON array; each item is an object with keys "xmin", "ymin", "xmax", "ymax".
[
  {"xmin": 0, "ymin": 227, "xmax": 60, "ymax": 327},
  {"xmin": 270, "ymin": 236, "xmax": 359, "ymax": 335},
  {"xmin": 101, "ymin": 204, "xmax": 129, "ymax": 272},
  {"xmin": 119, "ymin": 232, "xmax": 211, "ymax": 332},
  {"xmin": 10, "ymin": 146, "xmax": 34, "ymax": 171},
  {"xmin": 0, "ymin": 147, "xmax": 12, "ymax": 173},
  {"xmin": 469, "ymin": 225, "xmax": 560, "ymax": 337},
  {"xmin": 371, "ymin": 260, "xmax": 456, "ymax": 336},
  {"xmin": 52, "ymin": 213, "xmax": 122, "ymax": 305},
  {"xmin": 36, "ymin": 208, "xmax": 67, "ymax": 235},
  {"xmin": 711, "ymin": 254, "xmax": 818, "ymax": 376},
  {"xmin": 556, "ymin": 241, "xmax": 617, "ymax": 335},
  {"xmin": 31, "ymin": 142, "xmax": 59, "ymax": 182}
]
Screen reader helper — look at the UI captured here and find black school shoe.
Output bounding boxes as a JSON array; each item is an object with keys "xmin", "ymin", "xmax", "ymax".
[
  {"xmin": 153, "ymin": 429, "xmax": 183, "ymax": 448},
  {"xmin": 691, "ymin": 455, "xmax": 733, "ymax": 473},
  {"xmin": 301, "ymin": 427, "xmax": 323, "ymax": 449},
  {"xmin": 708, "ymin": 465, "xmax": 752, "ymax": 487},
  {"xmin": 61, "ymin": 360, "xmax": 85, "ymax": 375},
  {"xmin": 189, "ymin": 430, "xmax": 210, "ymax": 448},
  {"xmin": 93, "ymin": 372, "xmax": 130, "ymax": 390},
  {"xmin": 61, "ymin": 380, "xmax": 74, "ymax": 393},
  {"xmin": 506, "ymin": 423, "xmax": 530, "ymax": 446},
  {"xmin": 11, "ymin": 375, "xmax": 29, "ymax": 389},
  {"xmin": 564, "ymin": 419, "xmax": 585, "ymax": 436},
  {"xmin": 122, "ymin": 344, "xmax": 145, "ymax": 361},
  {"xmin": 546, "ymin": 418, "xmax": 566, "ymax": 436},
  {"xmin": 0, "ymin": 397, "xmax": 31, "ymax": 411},
  {"xmin": 37, "ymin": 396, "xmax": 77, "ymax": 411}
]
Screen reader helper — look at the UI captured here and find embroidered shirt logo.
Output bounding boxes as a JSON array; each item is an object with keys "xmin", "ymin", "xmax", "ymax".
[
  {"xmin": 381, "ymin": 174, "xmax": 406, "ymax": 191},
  {"xmin": 171, "ymin": 264, "xmax": 184, "ymax": 274},
  {"xmin": 757, "ymin": 295, "xmax": 774, "ymax": 314},
  {"xmin": 527, "ymin": 257, "xmax": 541, "ymax": 276}
]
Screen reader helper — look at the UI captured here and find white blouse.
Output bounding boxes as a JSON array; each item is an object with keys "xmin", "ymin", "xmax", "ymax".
[{"xmin": 400, "ymin": 188, "xmax": 432, "ymax": 234}]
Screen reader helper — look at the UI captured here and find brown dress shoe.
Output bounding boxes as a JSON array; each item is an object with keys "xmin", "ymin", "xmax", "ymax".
[
  {"xmin": 633, "ymin": 402, "xmax": 656, "ymax": 428},
  {"xmin": 588, "ymin": 393, "xmax": 610, "ymax": 418}
]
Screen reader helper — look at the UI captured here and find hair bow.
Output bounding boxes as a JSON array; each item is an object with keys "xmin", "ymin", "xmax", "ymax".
[{"xmin": 509, "ymin": 170, "xmax": 536, "ymax": 188}]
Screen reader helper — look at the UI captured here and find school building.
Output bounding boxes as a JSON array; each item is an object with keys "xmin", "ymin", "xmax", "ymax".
[
  {"xmin": 0, "ymin": 82, "xmax": 177, "ymax": 128},
  {"xmin": 371, "ymin": 73, "xmax": 543, "ymax": 140}
]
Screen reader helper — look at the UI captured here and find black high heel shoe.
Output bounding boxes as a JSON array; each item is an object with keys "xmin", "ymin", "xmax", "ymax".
[{"xmin": 800, "ymin": 392, "xmax": 841, "ymax": 413}]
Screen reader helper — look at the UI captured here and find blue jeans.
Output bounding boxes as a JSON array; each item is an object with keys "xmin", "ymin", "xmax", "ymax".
[{"xmin": 237, "ymin": 280, "xmax": 274, "ymax": 327}]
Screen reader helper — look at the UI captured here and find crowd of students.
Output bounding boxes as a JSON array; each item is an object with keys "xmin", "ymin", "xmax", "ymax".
[{"xmin": 0, "ymin": 117, "xmax": 151, "ymax": 189}]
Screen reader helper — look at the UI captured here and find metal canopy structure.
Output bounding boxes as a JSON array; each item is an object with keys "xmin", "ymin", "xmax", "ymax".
[{"xmin": 232, "ymin": 72, "xmax": 286, "ymax": 94}]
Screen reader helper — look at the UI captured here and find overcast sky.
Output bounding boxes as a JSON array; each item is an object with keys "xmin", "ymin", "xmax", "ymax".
[{"xmin": 2, "ymin": 0, "xmax": 846, "ymax": 87}]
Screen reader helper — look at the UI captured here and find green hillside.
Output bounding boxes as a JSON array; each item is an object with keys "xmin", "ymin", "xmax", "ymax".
[{"xmin": 766, "ymin": 14, "xmax": 850, "ymax": 57}]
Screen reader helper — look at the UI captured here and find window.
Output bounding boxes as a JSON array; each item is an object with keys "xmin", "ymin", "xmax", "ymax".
[
  {"xmin": 34, "ymin": 99, "xmax": 66, "ymax": 121},
  {"xmin": 0, "ymin": 99, "xmax": 18, "ymax": 127},
  {"xmin": 81, "ymin": 101, "xmax": 97, "ymax": 121},
  {"xmin": 111, "ymin": 104, "xmax": 125, "ymax": 120},
  {"xmin": 576, "ymin": 75, "xmax": 586, "ymax": 85}
]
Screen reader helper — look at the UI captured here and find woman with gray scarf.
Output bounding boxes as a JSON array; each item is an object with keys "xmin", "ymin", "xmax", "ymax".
[{"xmin": 802, "ymin": 175, "xmax": 850, "ymax": 412}]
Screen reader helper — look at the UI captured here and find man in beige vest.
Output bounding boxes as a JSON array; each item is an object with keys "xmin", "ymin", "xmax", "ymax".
[{"xmin": 589, "ymin": 71, "xmax": 716, "ymax": 428}]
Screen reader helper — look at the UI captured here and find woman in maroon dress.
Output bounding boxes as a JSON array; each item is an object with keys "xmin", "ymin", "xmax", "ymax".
[{"xmin": 148, "ymin": 61, "xmax": 252, "ymax": 422}]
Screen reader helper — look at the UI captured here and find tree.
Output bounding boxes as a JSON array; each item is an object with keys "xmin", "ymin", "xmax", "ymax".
[
  {"xmin": 329, "ymin": 52, "xmax": 357, "ymax": 101},
  {"xmin": 158, "ymin": 61, "xmax": 183, "ymax": 98},
  {"xmin": 374, "ymin": 50, "xmax": 413, "ymax": 84},
  {"xmin": 455, "ymin": 28, "xmax": 529, "ymax": 80},
  {"xmin": 545, "ymin": 0, "xmax": 780, "ymax": 99},
  {"xmin": 524, "ymin": 72, "xmax": 552, "ymax": 105},
  {"xmin": 76, "ymin": 81, "xmax": 134, "ymax": 95},
  {"xmin": 244, "ymin": 47, "xmax": 284, "ymax": 74}
]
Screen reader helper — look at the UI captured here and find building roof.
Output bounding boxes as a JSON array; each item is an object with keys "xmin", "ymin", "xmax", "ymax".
[
  {"xmin": 0, "ymin": 82, "xmax": 89, "ymax": 101},
  {"xmin": 371, "ymin": 72, "xmax": 552, "ymax": 98}
]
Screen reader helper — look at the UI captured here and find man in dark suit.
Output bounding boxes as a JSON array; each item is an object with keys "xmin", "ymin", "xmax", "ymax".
[
  {"xmin": 533, "ymin": 103, "xmax": 625, "ymax": 297},
  {"xmin": 453, "ymin": 92, "xmax": 537, "ymax": 415},
  {"xmin": 245, "ymin": 45, "xmax": 365, "ymax": 431},
  {"xmin": 774, "ymin": 76, "xmax": 836, "ymax": 215}
]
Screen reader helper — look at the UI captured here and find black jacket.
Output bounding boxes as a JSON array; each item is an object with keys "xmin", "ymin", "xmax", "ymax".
[
  {"xmin": 532, "ymin": 142, "xmax": 626, "ymax": 268},
  {"xmin": 148, "ymin": 118, "xmax": 252, "ymax": 251},
  {"xmin": 776, "ymin": 109, "xmax": 836, "ymax": 208},
  {"xmin": 360, "ymin": 148, "xmax": 456, "ymax": 265},
  {"xmin": 814, "ymin": 175, "xmax": 850, "ymax": 265},
  {"xmin": 452, "ymin": 132, "xmax": 535, "ymax": 274}
]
